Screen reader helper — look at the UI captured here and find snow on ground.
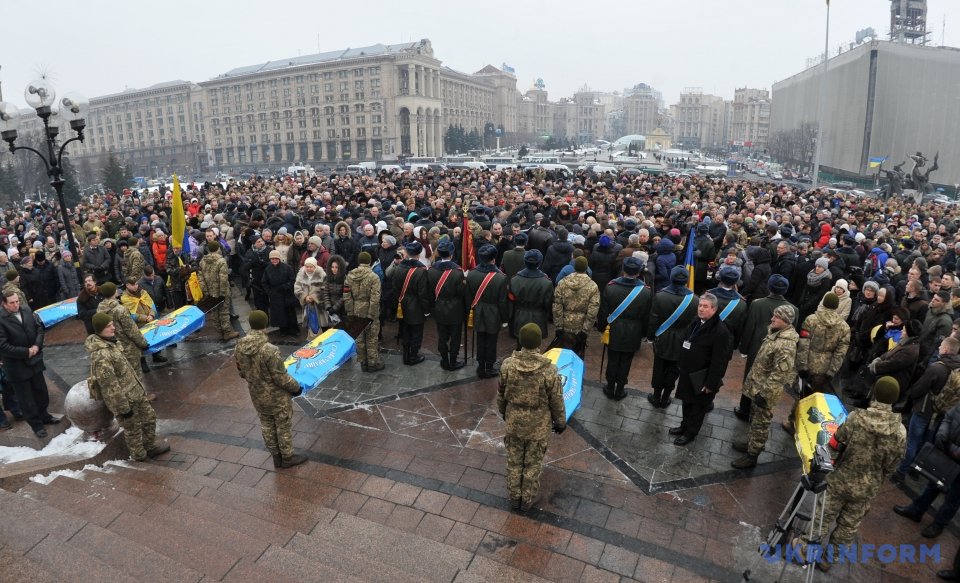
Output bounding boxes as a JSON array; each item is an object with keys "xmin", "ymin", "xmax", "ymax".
[
  {"xmin": 0, "ymin": 426, "xmax": 106, "ymax": 464},
  {"xmin": 28, "ymin": 463, "xmax": 114, "ymax": 485}
]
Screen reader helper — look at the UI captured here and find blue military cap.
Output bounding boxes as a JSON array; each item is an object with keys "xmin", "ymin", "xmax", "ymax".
[
  {"xmin": 718, "ymin": 265, "xmax": 741, "ymax": 284},
  {"xmin": 437, "ymin": 239, "xmax": 455, "ymax": 257},
  {"xmin": 404, "ymin": 240, "xmax": 423, "ymax": 255},
  {"xmin": 622, "ymin": 257, "xmax": 642, "ymax": 276},
  {"xmin": 514, "ymin": 232, "xmax": 528, "ymax": 247},
  {"xmin": 523, "ymin": 249, "xmax": 543, "ymax": 268},
  {"xmin": 478, "ymin": 244, "xmax": 497, "ymax": 262}
]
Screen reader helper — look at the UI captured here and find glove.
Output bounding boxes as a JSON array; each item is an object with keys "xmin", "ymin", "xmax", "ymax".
[
  {"xmin": 552, "ymin": 423, "xmax": 566, "ymax": 435},
  {"xmin": 119, "ymin": 410, "xmax": 134, "ymax": 419}
]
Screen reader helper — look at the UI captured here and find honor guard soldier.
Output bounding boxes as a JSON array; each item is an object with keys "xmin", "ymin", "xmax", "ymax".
[
  {"xmin": 598, "ymin": 257, "xmax": 652, "ymax": 400},
  {"xmin": 648, "ymin": 266, "xmax": 699, "ymax": 408},
  {"xmin": 427, "ymin": 240, "xmax": 466, "ymax": 370},
  {"xmin": 467, "ymin": 245, "xmax": 509, "ymax": 378},
  {"xmin": 393, "ymin": 241, "xmax": 430, "ymax": 365},
  {"xmin": 509, "ymin": 249, "xmax": 554, "ymax": 344}
]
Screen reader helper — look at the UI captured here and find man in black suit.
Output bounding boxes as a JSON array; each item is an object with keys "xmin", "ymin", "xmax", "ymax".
[
  {"xmin": 0, "ymin": 289, "xmax": 58, "ymax": 437},
  {"xmin": 669, "ymin": 293, "xmax": 733, "ymax": 446}
]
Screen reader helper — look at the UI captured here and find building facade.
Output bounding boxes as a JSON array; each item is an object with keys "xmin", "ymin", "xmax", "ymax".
[
  {"xmin": 771, "ymin": 40, "xmax": 960, "ymax": 185},
  {"xmin": 671, "ymin": 89, "xmax": 730, "ymax": 151},
  {"xmin": 731, "ymin": 88, "xmax": 770, "ymax": 151},
  {"xmin": 623, "ymin": 84, "xmax": 659, "ymax": 138}
]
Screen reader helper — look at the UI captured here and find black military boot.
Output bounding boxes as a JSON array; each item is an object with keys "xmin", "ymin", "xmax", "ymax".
[
  {"xmin": 603, "ymin": 381, "xmax": 615, "ymax": 399},
  {"xmin": 447, "ymin": 352, "xmax": 464, "ymax": 371},
  {"xmin": 647, "ymin": 388, "xmax": 663, "ymax": 408},
  {"xmin": 613, "ymin": 384, "xmax": 627, "ymax": 401},
  {"xmin": 272, "ymin": 453, "xmax": 283, "ymax": 468},
  {"xmin": 439, "ymin": 356, "xmax": 451, "ymax": 370},
  {"xmin": 280, "ymin": 453, "xmax": 307, "ymax": 468},
  {"xmin": 140, "ymin": 357, "xmax": 150, "ymax": 374}
]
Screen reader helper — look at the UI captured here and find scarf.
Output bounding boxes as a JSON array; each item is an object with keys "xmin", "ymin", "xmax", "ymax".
[{"xmin": 806, "ymin": 268, "xmax": 831, "ymax": 286}]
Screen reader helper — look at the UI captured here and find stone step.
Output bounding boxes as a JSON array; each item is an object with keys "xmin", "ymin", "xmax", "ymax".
[
  {"xmin": 106, "ymin": 511, "xmax": 244, "ymax": 580},
  {"xmin": 0, "ymin": 486, "xmax": 86, "ymax": 553},
  {"xmin": 255, "ymin": 544, "xmax": 369, "ymax": 583},
  {"xmin": 139, "ymin": 502, "xmax": 270, "ymax": 560},
  {"xmin": 195, "ymin": 480, "xmax": 336, "ymax": 533},
  {"xmin": 220, "ymin": 559, "xmax": 302, "ymax": 583},
  {"xmin": 307, "ymin": 512, "xmax": 473, "ymax": 580},
  {"xmin": 19, "ymin": 481, "xmax": 123, "ymax": 528},
  {"xmin": 453, "ymin": 555, "xmax": 554, "ymax": 583},
  {"xmin": 79, "ymin": 467, "xmax": 183, "ymax": 505},
  {"xmin": 68, "ymin": 522, "xmax": 205, "ymax": 583},
  {"xmin": 0, "ymin": 545, "xmax": 69, "ymax": 583},
  {"xmin": 284, "ymin": 532, "xmax": 434, "ymax": 583},
  {"xmin": 94, "ymin": 461, "xmax": 223, "ymax": 496},
  {"xmin": 24, "ymin": 534, "xmax": 140, "ymax": 583},
  {"xmin": 47, "ymin": 474, "xmax": 155, "ymax": 516},
  {"xmin": 166, "ymin": 490, "xmax": 296, "ymax": 547}
]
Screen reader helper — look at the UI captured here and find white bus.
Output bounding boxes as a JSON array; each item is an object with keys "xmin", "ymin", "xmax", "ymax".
[{"xmin": 481, "ymin": 156, "xmax": 519, "ymax": 170}]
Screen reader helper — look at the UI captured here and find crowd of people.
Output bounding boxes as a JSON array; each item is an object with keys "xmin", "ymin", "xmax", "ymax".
[{"xmin": 2, "ymin": 165, "xmax": 960, "ymax": 573}]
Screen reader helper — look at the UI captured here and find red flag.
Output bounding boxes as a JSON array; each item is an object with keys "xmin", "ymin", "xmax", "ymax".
[{"xmin": 462, "ymin": 214, "xmax": 476, "ymax": 271}]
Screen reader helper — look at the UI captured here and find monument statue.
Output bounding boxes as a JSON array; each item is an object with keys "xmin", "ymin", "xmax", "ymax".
[
  {"xmin": 906, "ymin": 151, "xmax": 939, "ymax": 194},
  {"xmin": 883, "ymin": 162, "xmax": 906, "ymax": 199}
]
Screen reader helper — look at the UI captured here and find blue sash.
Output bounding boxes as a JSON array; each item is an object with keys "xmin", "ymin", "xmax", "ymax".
[
  {"xmin": 655, "ymin": 293, "xmax": 694, "ymax": 337},
  {"xmin": 719, "ymin": 297, "xmax": 741, "ymax": 322},
  {"xmin": 607, "ymin": 283, "xmax": 644, "ymax": 325}
]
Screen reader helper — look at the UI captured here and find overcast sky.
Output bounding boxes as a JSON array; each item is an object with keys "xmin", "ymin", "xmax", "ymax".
[{"xmin": 3, "ymin": 0, "xmax": 959, "ymax": 110}]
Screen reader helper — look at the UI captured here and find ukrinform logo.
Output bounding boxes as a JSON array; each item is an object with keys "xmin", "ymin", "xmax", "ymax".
[{"xmin": 761, "ymin": 543, "xmax": 940, "ymax": 565}]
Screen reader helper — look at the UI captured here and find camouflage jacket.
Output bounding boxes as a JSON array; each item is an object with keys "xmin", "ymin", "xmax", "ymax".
[
  {"xmin": 85, "ymin": 333, "xmax": 146, "ymax": 416},
  {"xmin": 796, "ymin": 305, "xmax": 850, "ymax": 377},
  {"xmin": 344, "ymin": 265, "xmax": 381, "ymax": 321},
  {"xmin": 498, "ymin": 348, "xmax": 565, "ymax": 441},
  {"xmin": 2, "ymin": 282, "xmax": 28, "ymax": 307},
  {"xmin": 828, "ymin": 401, "xmax": 906, "ymax": 500},
  {"xmin": 552, "ymin": 272, "xmax": 600, "ymax": 335},
  {"xmin": 199, "ymin": 253, "xmax": 230, "ymax": 299},
  {"xmin": 123, "ymin": 247, "xmax": 146, "ymax": 283},
  {"xmin": 97, "ymin": 298, "xmax": 148, "ymax": 352},
  {"xmin": 743, "ymin": 325, "xmax": 798, "ymax": 407},
  {"xmin": 234, "ymin": 330, "xmax": 301, "ymax": 411}
]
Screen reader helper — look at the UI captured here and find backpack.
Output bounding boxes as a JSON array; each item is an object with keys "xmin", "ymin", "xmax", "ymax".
[{"xmin": 863, "ymin": 252, "xmax": 881, "ymax": 278}]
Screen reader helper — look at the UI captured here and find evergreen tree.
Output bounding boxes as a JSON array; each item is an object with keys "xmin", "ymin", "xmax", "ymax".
[
  {"xmin": 0, "ymin": 164, "xmax": 23, "ymax": 205},
  {"xmin": 518, "ymin": 145, "xmax": 529, "ymax": 159},
  {"xmin": 100, "ymin": 151, "xmax": 132, "ymax": 193},
  {"xmin": 60, "ymin": 156, "xmax": 81, "ymax": 207}
]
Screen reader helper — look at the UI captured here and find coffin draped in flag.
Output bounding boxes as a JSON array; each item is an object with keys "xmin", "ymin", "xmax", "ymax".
[
  {"xmin": 543, "ymin": 348, "xmax": 583, "ymax": 421},
  {"xmin": 284, "ymin": 328, "xmax": 357, "ymax": 392},
  {"xmin": 36, "ymin": 297, "xmax": 79, "ymax": 328},
  {"xmin": 139, "ymin": 305, "xmax": 206, "ymax": 354},
  {"xmin": 793, "ymin": 392, "xmax": 848, "ymax": 475}
]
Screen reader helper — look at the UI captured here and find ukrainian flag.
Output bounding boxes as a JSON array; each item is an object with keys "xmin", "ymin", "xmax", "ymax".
[
  {"xmin": 170, "ymin": 174, "xmax": 190, "ymax": 255},
  {"xmin": 868, "ymin": 156, "xmax": 888, "ymax": 168},
  {"xmin": 684, "ymin": 226, "xmax": 696, "ymax": 291}
]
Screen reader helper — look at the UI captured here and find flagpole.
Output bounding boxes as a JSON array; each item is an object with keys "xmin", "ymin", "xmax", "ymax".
[{"xmin": 811, "ymin": 0, "xmax": 831, "ymax": 189}]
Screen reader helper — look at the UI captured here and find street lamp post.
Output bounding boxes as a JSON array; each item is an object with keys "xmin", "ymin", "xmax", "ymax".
[
  {"xmin": 0, "ymin": 79, "xmax": 88, "ymax": 283},
  {"xmin": 811, "ymin": 0, "xmax": 831, "ymax": 189}
]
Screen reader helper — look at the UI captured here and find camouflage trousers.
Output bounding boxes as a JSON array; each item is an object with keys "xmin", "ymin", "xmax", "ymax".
[
  {"xmin": 123, "ymin": 348, "xmax": 144, "ymax": 383},
  {"xmin": 118, "ymin": 393, "xmax": 158, "ymax": 460},
  {"xmin": 504, "ymin": 436, "xmax": 548, "ymax": 504},
  {"xmin": 746, "ymin": 400, "xmax": 774, "ymax": 455},
  {"xmin": 213, "ymin": 301, "xmax": 231, "ymax": 335},
  {"xmin": 356, "ymin": 319, "xmax": 382, "ymax": 367},
  {"xmin": 256, "ymin": 400, "xmax": 294, "ymax": 458},
  {"xmin": 815, "ymin": 487, "xmax": 871, "ymax": 546}
]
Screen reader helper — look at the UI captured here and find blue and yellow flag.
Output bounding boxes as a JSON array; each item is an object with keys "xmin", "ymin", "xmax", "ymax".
[
  {"xmin": 868, "ymin": 156, "xmax": 888, "ymax": 168},
  {"xmin": 285, "ymin": 328, "xmax": 358, "ymax": 392},
  {"xmin": 544, "ymin": 348, "xmax": 584, "ymax": 421},
  {"xmin": 684, "ymin": 227, "xmax": 696, "ymax": 292},
  {"xmin": 171, "ymin": 174, "xmax": 190, "ymax": 256}
]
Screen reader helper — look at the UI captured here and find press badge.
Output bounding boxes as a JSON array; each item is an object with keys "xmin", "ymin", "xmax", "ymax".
[{"xmin": 682, "ymin": 341, "xmax": 692, "ymax": 350}]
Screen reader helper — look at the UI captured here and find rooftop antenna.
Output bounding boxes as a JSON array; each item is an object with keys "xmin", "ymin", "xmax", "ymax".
[{"xmin": 943, "ymin": 14, "xmax": 946, "ymax": 46}]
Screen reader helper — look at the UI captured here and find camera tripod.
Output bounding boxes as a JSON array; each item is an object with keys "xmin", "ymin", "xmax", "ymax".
[{"xmin": 743, "ymin": 465, "xmax": 832, "ymax": 582}]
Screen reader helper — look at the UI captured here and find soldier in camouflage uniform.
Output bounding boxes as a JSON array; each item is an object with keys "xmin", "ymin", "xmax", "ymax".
[
  {"xmin": 731, "ymin": 304, "xmax": 799, "ymax": 468},
  {"xmin": 234, "ymin": 310, "xmax": 307, "ymax": 468},
  {"xmin": 344, "ymin": 251, "xmax": 383, "ymax": 372},
  {"xmin": 199, "ymin": 241, "xmax": 240, "ymax": 341},
  {"xmin": 813, "ymin": 376, "xmax": 905, "ymax": 572},
  {"xmin": 97, "ymin": 282, "xmax": 150, "ymax": 385},
  {"xmin": 787, "ymin": 292, "xmax": 850, "ymax": 433},
  {"xmin": 552, "ymin": 256, "xmax": 600, "ymax": 357},
  {"xmin": 498, "ymin": 323, "xmax": 566, "ymax": 512},
  {"xmin": 2, "ymin": 270, "xmax": 29, "ymax": 307},
  {"xmin": 122, "ymin": 238, "xmax": 146, "ymax": 283},
  {"xmin": 86, "ymin": 312, "xmax": 168, "ymax": 461}
]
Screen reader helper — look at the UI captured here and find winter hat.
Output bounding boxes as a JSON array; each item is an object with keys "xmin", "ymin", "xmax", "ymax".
[
  {"xmin": 514, "ymin": 232, "xmax": 528, "ymax": 247},
  {"xmin": 437, "ymin": 240, "xmax": 454, "ymax": 258},
  {"xmin": 523, "ymin": 249, "xmax": 543, "ymax": 268},
  {"xmin": 768, "ymin": 274, "xmax": 789, "ymax": 296},
  {"xmin": 304, "ymin": 257, "xmax": 318, "ymax": 267},
  {"xmin": 98, "ymin": 282, "xmax": 117, "ymax": 298},
  {"xmin": 308, "ymin": 236, "xmax": 323, "ymax": 247},
  {"xmin": 670, "ymin": 265, "xmax": 689, "ymax": 284},
  {"xmin": 268, "ymin": 250, "xmax": 281, "ymax": 260},
  {"xmin": 622, "ymin": 257, "xmax": 642, "ymax": 276},
  {"xmin": 358, "ymin": 251, "xmax": 371, "ymax": 265},
  {"xmin": 873, "ymin": 376, "xmax": 899, "ymax": 405},
  {"xmin": 863, "ymin": 280, "xmax": 880, "ymax": 294},
  {"xmin": 92, "ymin": 312, "xmax": 113, "ymax": 335},
  {"xmin": 822, "ymin": 292, "xmax": 840, "ymax": 310},
  {"xmin": 598, "ymin": 235, "xmax": 612, "ymax": 248},
  {"xmin": 773, "ymin": 304, "xmax": 796, "ymax": 323},
  {"xmin": 478, "ymin": 244, "xmax": 497, "ymax": 262},
  {"xmin": 207, "ymin": 241, "xmax": 220, "ymax": 253},
  {"xmin": 574, "ymin": 256, "xmax": 588, "ymax": 273},
  {"xmin": 382, "ymin": 234, "xmax": 397, "ymax": 246},
  {"xmin": 718, "ymin": 265, "xmax": 740, "ymax": 285},
  {"xmin": 248, "ymin": 310, "xmax": 268, "ymax": 330},
  {"xmin": 4, "ymin": 269, "xmax": 17, "ymax": 281},
  {"xmin": 696, "ymin": 223, "xmax": 709, "ymax": 234},
  {"xmin": 815, "ymin": 258, "xmax": 830, "ymax": 271},
  {"xmin": 518, "ymin": 322, "xmax": 542, "ymax": 350},
  {"xmin": 404, "ymin": 241, "xmax": 423, "ymax": 256}
]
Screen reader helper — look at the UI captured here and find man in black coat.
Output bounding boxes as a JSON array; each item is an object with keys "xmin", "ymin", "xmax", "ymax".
[
  {"xmin": 427, "ymin": 240, "xmax": 466, "ymax": 370},
  {"xmin": 526, "ymin": 218, "xmax": 555, "ymax": 255},
  {"xmin": 0, "ymin": 290, "xmax": 58, "ymax": 437},
  {"xmin": 598, "ymin": 257, "xmax": 652, "ymax": 400},
  {"xmin": 393, "ymin": 241, "xmax": 430, "ymax": 365},
  {"xmin": 467, "ymin": 245, "xmax": 510, "ymax": 378},
  {"xmin": 669, "ymin": 293, "xmax": 733, "ymax": 445}
]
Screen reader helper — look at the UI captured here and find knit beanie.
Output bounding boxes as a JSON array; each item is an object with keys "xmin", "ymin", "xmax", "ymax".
[
  {"xmin": 518, "ymin": 323, "xmax": 542, "ymax": 350},
  {"xmin": 773, "ymin": 304, "xmax": 796, "ymax": 323},
  {"xmin": 92, "ymin": 312, "xmax": 113, "ymax": 335},
  {"xmin": 99, "ymin": 282, "xmax": 117, "ymax": 298},
  {"xmin": 873, "ymin": 376, "xmax": 899, "ymax": 404},
  {"xmin": 207, "ymin": 240, "xmax": 220, "ymax": 253},
  {"xmin": 4, "ymin": 269, "xmax": 17, "ymax": 282},
  {"xmin": 574, "ymin": 256, "xmax": 588, "ymax": 273},
  {"xmin": 815, "ymin": 257, "xmax": 830, "ymax": 271},
  {"xmin": 768, "ymin": 274, "xmax": 789, "ymax": 296},
  {"xmin": 358, "ymin": 252, "xmax": 371, "ymax": 265},
  {"xmin": 249, "ymin": 310, "xmax": 268, "ymax": 330},
  {"xmin": 822, "ymin": 292, "xmax": 839, "ymax": 310}
]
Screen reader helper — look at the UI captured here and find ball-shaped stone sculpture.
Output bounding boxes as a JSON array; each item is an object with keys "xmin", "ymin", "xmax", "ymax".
[{"xmin": 64, "ymin": 379, "xmax": 116, "ymax": 435}]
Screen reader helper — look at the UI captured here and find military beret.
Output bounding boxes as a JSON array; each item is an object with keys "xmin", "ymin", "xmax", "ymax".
[
  {"xmin": 99, "ymin": 282, "xmax": 117, "ymax": 298},
  {"xmin": 249, "ymin": 310, "xmax": 268, "ymax": 330},
  {"xmin": 92, "ymin": 312, "xmax": 113, "ymax": 335},
  {"xmin": 478, "ymin": 244, "xmax": 498, "ymax": 262},
  {"xmin": 437, "ymin": 240, "xmax": 455, "ymax": 257},
  {"xmin": 622, "ymin": 257, "xmax": 642, "ymax": 276},
  {"xmin": 523, "ymin": 249, "xmax": 543, "ymax": 268},
  {"xmin": 718, "ymin": 265, "xmax": 740, "ymax": 285},
  {"xmin": 518, "ymin": 322, "xmax": 542, "ymax": 350},
  {"xmin": 358, "ymin": 251, "xmax": 371, "ymax": 265},
  {"xmin": 404, "ymin": 240, "xmax": 423, "ymax": 256}
]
